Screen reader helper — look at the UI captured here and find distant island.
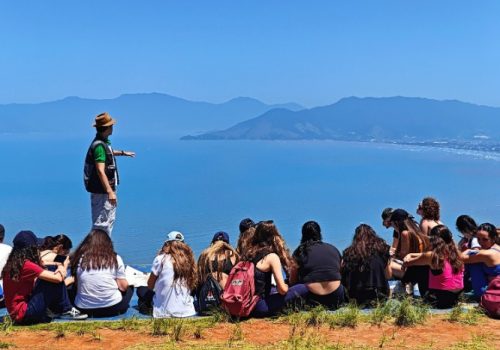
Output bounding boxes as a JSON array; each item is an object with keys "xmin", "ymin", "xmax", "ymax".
[
  {"xmin": 0, "ymin": 93, "xmax": 303, "ymax": 137},
  {"xmin": 182, "ymin": 96, "xmax": 500, "ymax": 153}
]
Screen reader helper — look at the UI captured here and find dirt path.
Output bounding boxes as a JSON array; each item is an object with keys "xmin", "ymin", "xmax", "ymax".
[{"xmin": 0, "ymin": 316, "xmax": 499, "ymax": 349}]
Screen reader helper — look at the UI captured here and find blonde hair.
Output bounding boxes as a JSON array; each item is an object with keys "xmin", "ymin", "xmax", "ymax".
[{"xmin": 197, "ymin": 241, "xmax": 238, "ymax": 285}]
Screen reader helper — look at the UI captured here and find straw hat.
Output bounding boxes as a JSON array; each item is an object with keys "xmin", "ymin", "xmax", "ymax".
[{"xmin": 93, "ymin": 112, "xmax": 116, "ymax": 127}]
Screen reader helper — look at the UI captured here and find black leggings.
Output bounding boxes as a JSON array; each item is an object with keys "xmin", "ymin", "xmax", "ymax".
[
  {"xmin": 424, "ymin": 289, "xmax": 462, "ymax": 309},
  {"xmin": 403, "ymin": 265, "xmax": 429, "ymax": 296},
  {"xmin": 78, "ymin": 286, "xmax": 134, "ymax": 317},
  {"xmin": 308, "ymin": 285, "xmax": 346, "ymax": 310}
]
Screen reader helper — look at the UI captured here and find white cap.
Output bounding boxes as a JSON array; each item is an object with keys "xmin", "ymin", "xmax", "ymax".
[{"xmin": 166, "ymin": 231, "xmax": 184, "ymax": 242}]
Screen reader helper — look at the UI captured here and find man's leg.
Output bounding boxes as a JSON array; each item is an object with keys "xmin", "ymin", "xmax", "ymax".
[{"xmin": 91, "ymin": 193, "xmax": 116, "ymax": 235}]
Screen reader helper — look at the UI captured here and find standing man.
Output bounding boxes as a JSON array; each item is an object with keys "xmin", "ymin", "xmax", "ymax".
[{"xmin": 84, "ymin": 112, "xmax": 135, "ymax": 235}]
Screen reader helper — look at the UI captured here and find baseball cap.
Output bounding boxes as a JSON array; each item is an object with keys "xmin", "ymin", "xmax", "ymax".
[
  {"xmin": 390, "ymin": 209, "xmax": 410, "ymax": 223},
  {"xmin": 166, "ymin": 231, "xmax": 184, "ymax": 242},
  {"xmin": 239, "ymin": 218, "xmax": 255, "ymax": 233},
  {"xmin": 13, "ymin": 230, "xmax": 44, "ymax": 249},
  {"xmin": 211, "ymin": 231, "xmax": 230, "ymax": 244}
]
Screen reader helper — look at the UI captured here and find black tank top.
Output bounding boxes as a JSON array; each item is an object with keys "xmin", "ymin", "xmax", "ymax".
[
  {"xmin": 207, "ymin": 257, "xmax": 234, "ymax": 275},
  {"xmin": 252, "ymin": 253, "xmax": 272, "ymax": 298}
]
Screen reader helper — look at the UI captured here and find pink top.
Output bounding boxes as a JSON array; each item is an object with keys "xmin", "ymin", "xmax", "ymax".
[{"xmin": 428, "ymin": 260, "xmax": 464, "ymax": 291}]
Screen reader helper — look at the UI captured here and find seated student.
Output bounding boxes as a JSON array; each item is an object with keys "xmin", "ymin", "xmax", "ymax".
[
  {"xmin": 243, "ymin": 221, "xmax": 308, "ymax": 317},
  {"xmin": 416, "ymin": 197, "xmax": 443, "ymax": 236},
  {"xmin": 71, "ymin": 229, "xmax": 133, "ymax": 317},
  {"xmin": 342, "ymin": 224, "xmax": 391, "ymax": 307},
  {"xmin": 0, "ymin": 224, "xmax": 13, "ymax": 308},
  {"xmin": 456, "ymin": 215, "xmax": 481, "ymax": 252},
  {"xmin": 3, "ymin": 231, "xmax": 86, "ymax": 324},
  {"xmin": 198, "ymin": 231, "xmax": 238, "ymax": 290},
  {"xmin": 403, "ymin": 225, "xmax": 464, "ymax": 308},
  {"xmin": 461, "ymin": 223, "xmax": 500, "ymax": 299},
  {"xmin": 293, "ymin": 221, "xmax": 345, "ymax": 310},
  {"xmin": 137, "ymin": 231, "xmax": 197, "ymax": 318},
  {"xmin": 456, "ymin": 215, "xmax": 481, "ymax": 292},
  {"xmin": 40, "ymin": 234, "xmax": 72, "ymax": 266},
  {"xmin": 381, "ymin": 208, "xmax": 397, "ymax": 255},
  {"xmin": 236, "ymin": 218, "xmax": 256, "ymax": 254},
  {"xmin": 389, "ymin": 209, "xmax": 430, "ymax": 296}
]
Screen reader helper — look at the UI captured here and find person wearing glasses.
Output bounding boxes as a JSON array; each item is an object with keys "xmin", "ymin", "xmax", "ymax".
[{"xmin": 461, "ymin": 223, "xmax": 500, "ymax": 299}]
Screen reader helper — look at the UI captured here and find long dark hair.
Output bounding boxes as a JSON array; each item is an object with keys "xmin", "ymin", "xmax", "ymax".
[
  {"xmin": 3, "ymin": 246, "xmax": 40, "ymax": 281},
  {"xmin": 455, "ymin": 215, "xmax": 477, "ymax": 236},
  {"xmin": 293, "ymin": 221, "xmax": 322, "ymax": 265},
  {"xmin": 243, "ymin": 221, "xmax": 295, "ymax": 274},
  {"xmin": 161, "ymin": 240, "xmax": 197, "ymax": 291},
  {"xmin": 393, "ymin": 217, "xmax": 430, "ymax": 253},
  {"xmin": 41, "ymin": 234, "xmax": 72, "ymax": 252},
  {"xmin": 71, "ymin": 229, "xmax": 118, "ymax": 272},
  {"xmin": 429, "ymin": 225, "xmax": 463, "ymax": 274},
  {"xmin": 342, "ymin": 224, "xmax": 390, "ymax": 271},
  {"xmin": 236, "ymin": 226, "xmax": 256, "ymax": 254}
]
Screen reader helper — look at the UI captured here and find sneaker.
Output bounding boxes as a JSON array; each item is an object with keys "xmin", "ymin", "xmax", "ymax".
[{"xmin": 59, "ymin": 307, "xmax": 88, "ymax": 320}]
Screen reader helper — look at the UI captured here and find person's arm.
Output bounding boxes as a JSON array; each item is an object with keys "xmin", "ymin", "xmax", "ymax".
[
  {"xmin": 95, "ymin": 162, "xmax": 117, "ymax": 205},
  {"xmin": 461, "ymin": 250, "xmax": 492, "ymax": 264},
  {"xmin": 38, "ymin": 266, "xmax": 66, "ymax": 283},
  {"xmin": 113, "ymin": 150, "xmax": 136, "ymax": 157},
  {"xmin": 116, "ymin": 278, "xmax": 129, "ymax": 292},
  {"xmin": 268, "ymin": 253, "xmax": 288, "ymax": 295},
  {"xmin": 115, "ymin": 256, "xmax": 129, "ymax": 292},
  {"xmin": 288, "ymin": 263, "xmax": 298, "ymax": 285},
  {"xmin": 147, "ymin": 273, "xmax": 158, "ymax": 290},
  {"xmin": 399, "ymin": 230, "xmax": 410, "ymax": 258},
  {"xmin": 403, "ymin": 252, "xmax": 432, "ymax": 267},
  {"xmin": 420, "ymin": 221, "xmax": 430, "ymax": 236}
]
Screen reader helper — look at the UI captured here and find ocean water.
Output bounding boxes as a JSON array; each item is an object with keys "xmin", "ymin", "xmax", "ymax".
[{"xmin": 1, "ymin": 134, "xmax": 499, "ymax": 265}]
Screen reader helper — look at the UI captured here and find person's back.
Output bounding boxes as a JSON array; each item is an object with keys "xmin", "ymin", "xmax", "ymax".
[
  {"xmin": 342, "ymin": 224, "xmax": 390, "ymax": 306},
  {"xmin": 297, "ymin": 242, "xmax": 341, "ymax": 284},
  {"xmin": 429, "ymin": 259, "xmax": 463, "ymax": 291},
  {"xmin": 152, "ymin": 253, "xmax": 196, "ymax": 318},
  {"xmin": 0, "ymin": 243, "xmax": 12, "ymax": 279},
  {"xmin": 0, "ymin": 225, "xmax": 12, "ymax": 280},
  {"xmin": 75, "ymin": 255, "xmax": 124, "ymax": 308}
]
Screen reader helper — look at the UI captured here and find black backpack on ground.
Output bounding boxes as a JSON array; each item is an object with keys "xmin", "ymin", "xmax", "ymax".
[{"xmin": 195, "ymin": 275, "xmax": 223, "ymax": 315}]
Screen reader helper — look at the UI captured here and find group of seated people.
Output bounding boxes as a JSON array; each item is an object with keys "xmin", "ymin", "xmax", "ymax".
[{"xmin": 0, "ymin": 196, "xmax": 499, "ymax": 324}]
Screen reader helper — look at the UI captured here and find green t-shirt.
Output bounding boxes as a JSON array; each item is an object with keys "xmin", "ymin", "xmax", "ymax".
[{"xmin": 93, "ymin": 139, "xmax": 111, "ymax": 163}]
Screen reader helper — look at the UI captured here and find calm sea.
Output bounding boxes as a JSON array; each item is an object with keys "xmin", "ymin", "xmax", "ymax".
[{"xmin": 1, "ymin": 135, "xmax": 499, "ymax": 265}]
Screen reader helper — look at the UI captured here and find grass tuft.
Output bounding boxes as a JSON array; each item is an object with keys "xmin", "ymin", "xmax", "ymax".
[
  {"xmin": 394, "ymin": 297, "xmax": 429, "ymax": 327},
  {"xmin": 448, "ymin": 305, "xmax": 484, "ymax": 325},
  {"xmin": 328, "ymin": 303, "xmax": 361, "ymax": 328}
]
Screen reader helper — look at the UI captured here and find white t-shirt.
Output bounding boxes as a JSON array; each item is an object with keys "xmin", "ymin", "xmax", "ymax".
[
  {"xmin": 75, "ymin": 255, "xmax": 126, "ymax": 309},
  {"xmin": 0, "ymin": 243, "xmax": 12, "ymax": 278},
  {"xmin": 152, "ymin": 254, "xmax": 196, "ymax": 318}
]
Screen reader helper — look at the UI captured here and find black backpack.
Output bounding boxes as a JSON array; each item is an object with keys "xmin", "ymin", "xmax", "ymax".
[{"xmin": 196, "ymin": 274, "xmax": 223, "ymax": 315}]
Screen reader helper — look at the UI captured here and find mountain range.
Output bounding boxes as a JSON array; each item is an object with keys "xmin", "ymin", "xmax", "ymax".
[
  {"xmin": 0, "ymin": 93, "xmax": 302, "ymax": 137},
  {"xmin": 183, "ymin": 96, "xmax": 500, "ymax": 143}
]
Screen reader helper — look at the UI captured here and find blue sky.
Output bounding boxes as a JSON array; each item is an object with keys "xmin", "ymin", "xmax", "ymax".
[{"xmin": 1, "ymin": 1, "xmax": 499, "ymax": 107}]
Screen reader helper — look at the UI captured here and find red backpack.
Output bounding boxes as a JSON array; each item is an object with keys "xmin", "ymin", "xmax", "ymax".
[
  {"xmin": 220, "ymin": 261, "xmax": 260, "ymax": 317},
  {"xmin": 481, "ymin": 277, "xmax": 500, "ymax": 318}
]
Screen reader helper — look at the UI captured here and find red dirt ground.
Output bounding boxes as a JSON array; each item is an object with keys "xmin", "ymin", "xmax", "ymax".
[{"xmin": 0, "ymin": 316, "xmax": 499, "ymax": 349}]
